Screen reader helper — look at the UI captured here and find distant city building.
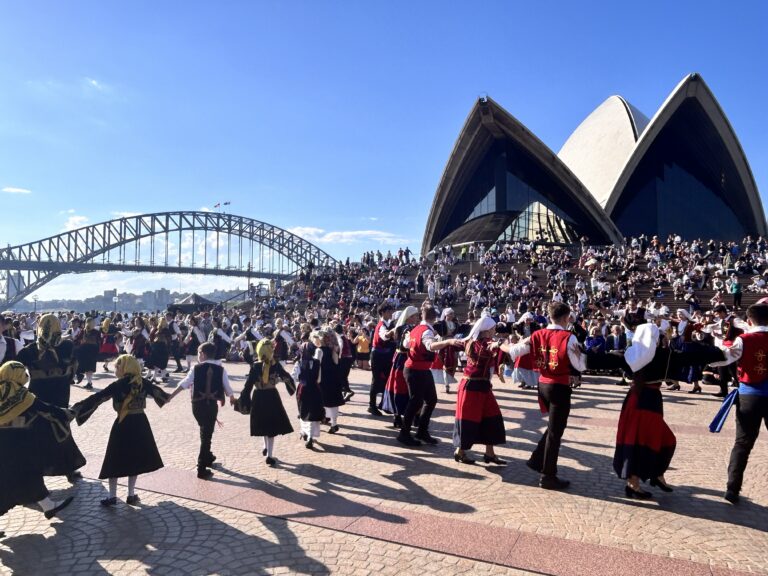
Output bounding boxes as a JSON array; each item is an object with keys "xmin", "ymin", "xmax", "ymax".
[{"xmin": 422, "ymin": 73, "xmax": 766, "ymax": 253}]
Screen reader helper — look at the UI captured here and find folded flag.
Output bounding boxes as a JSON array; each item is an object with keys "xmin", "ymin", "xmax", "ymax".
[
  {"xmin": 709, "ymin": 389, "xmax": 738, "ymax": 433},
  {"xmin": 214, "ymin": 202, "xmax": 221, "ymax": 208}
]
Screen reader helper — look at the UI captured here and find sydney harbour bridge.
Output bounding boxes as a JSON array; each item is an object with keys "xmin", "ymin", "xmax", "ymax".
[{"xmin": 0, "ymin": 211, "xmax": 337, "ymax": 307}]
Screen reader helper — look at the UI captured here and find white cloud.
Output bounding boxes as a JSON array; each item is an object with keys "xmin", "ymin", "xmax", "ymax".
[
  {"xmin": 199, "ymin": 206, "xmax": 213, "ymax": 212},
  {"xmin": 2, "ymin": 186, "xmax": 32, "ymax": 194},
  {"xmin": 63, "ymin": 215, "xmax": 89, "ymax": 232},
  {"xmin": 288, "ymin": 226, "xmax": 409, "ymax": 245},
  {"xmin": 111, "ymin": 211, "xmax": 142, "ymax": 218},
  {"xmin": 83, "ymin": 77, "xmax": 110, "ymax": 93},
  {"xmin": 58, "ymin": 208, "xmax": 76, "ymax": 215},
  {"xmin": 365, "ymin": 217, "xmax": 379, "ymax": 221}
]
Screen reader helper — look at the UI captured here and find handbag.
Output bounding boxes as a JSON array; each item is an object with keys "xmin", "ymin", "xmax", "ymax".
[{"xmin": 709, "ymin": 389, "xmax": 738, "ymax": 433}]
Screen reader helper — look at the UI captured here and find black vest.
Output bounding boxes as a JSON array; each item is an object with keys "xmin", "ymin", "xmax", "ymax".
[{"xmin": 192, "ymin": 362, "xmax": 225, "ymax": 402}]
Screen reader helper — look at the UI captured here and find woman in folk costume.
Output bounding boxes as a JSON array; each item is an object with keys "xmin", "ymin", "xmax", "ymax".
[
  {"xmin": 71, "ymin": 355, "xmax": 169, "ymax": 506},
  {"xmin": 589, "ymin": 323, "xmax": 725, "ymax": 499},
  {"xmin": 183, "ymin": 315, "xmax": 206, "ymax": 371},
  {"xmin": 236, "ymin": 339, "xmax": 295, "ymax": 466},
  {"xmin": 77, "ymin": 317, "xmax": 101, "ymax": 390},
  {"xmin": 431, "ymin": 307, "xmax": 463, "ymax": 394},
  {"xmin": 98, "ymin": 317, "xmax": 120, "ymax": 372},
  {"xmin": 381, "ymin": 306, "xmax": 419, "ymax": 428},
  {"xmin": 512, "ymin": 312, "xmax": 540, "ymax": 390},
  {"xmin": 670, "ymin": 308, "xmax": 705, "ymax": 394},
  {"xmin": 296, "ymin": 330, "xmax": 327, "ymax": 448},
  {"xmin": 453, "ymin": 316, "xmax": 507, "ymax": 465},
  {"xmin": 0, "ymin": 362, "xmax": 76, "ymax": 531},
  {"xmin": 129, "ymin": 316, "xmax": 151, "ymax": 365},
  {"xmin": 147, "ymin": 316, "xmax": 172, "ymax": 383},
  {"xmin": 319, "ymin": 328, "xmax": 345, "ymax": 433}
]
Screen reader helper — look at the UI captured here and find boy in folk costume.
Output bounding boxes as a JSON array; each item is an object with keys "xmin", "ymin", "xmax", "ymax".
[
  {"xmin": 72, "ymin": 355, "xmax": 170, "ymax": 506},
  {"xmin": 296, "ymin": 330, "xmax": 327, "ymax": 449},
  {"xmin": 235, "ymin": 339, "xmax": 295, "ymax": 466},
  {"xmin": 169, "ymin": 342, "xmax": 235, "ymax": 479}
]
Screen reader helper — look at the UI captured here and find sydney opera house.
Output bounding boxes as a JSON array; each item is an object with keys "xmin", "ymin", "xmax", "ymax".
[{"xmin": 421, "ymin": 73, "xmax": 766, "ymax": 253}]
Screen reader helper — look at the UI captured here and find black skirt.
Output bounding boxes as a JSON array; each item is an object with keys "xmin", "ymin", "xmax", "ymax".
[
  {"xmin": 30, "ymin": 411, "xmax": 86, "ymax": 478},
  {"xmin": 77, "ymin": 343, "xmax": 99, "ymax": 373},
  {"xmin": 99, "ymin": 412, "xmax": 164, "ymax": 479},
  {"xmin": 147, "ymin": 342, "xmax": 170, "ymax": 370},
  {"xmin": 297, "ymin": 380, "xmax": 326, "ymax": 421},
  {"xmin": 250, "ymin": 388, "xmax": 294, "ymax": 437},
  {"xmin": 0, "ymin": 427, "xmax": 49, "ymax": 515}
]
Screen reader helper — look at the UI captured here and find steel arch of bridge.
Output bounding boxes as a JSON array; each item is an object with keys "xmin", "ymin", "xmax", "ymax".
[{"xmin": 0, "ymin": 211, "xmax": 336, "ymax": 306}]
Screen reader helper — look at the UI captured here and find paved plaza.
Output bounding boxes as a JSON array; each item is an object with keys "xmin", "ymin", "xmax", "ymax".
[{"xmin": 1, "ymin": 363, "xmax": 766, "ymax": 575}]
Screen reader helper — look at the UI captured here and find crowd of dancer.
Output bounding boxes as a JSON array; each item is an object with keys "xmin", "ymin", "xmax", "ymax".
[{"xmin": 2, "ymin": 233, "xmax": 767, "ymax": 537}]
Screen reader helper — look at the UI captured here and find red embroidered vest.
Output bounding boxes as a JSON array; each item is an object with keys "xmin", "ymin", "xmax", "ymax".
[
  {"xmin": 529, "ymin": 329, "xmax": 572, "ymax": 385},
  {"xmin": 405, "ymin": 324, "xmax": 436, "ymax": 370},
  {"xmin": 736, "ymin": 331, "xmax": 768, "ymax": 384}
]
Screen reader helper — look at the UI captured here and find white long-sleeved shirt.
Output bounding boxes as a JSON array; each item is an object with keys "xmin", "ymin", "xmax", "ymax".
[
  {"xmin": 505, "ymin": 324, "xmax": 587, "ymax": 372},
  {"xmin": 176, "ymin": 359, "xmax": 234, "ymax": 397},
  {"xmin": 710, "ymin": 325, "xmax": 768, "ymax": 367},
  {"xmin": 402, "ymin": 321, "xmax": 439, "ymax": 352}
]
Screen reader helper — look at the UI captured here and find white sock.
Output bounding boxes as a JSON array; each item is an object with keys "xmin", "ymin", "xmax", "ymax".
[
  {"xmin": 326, "ymin": 406, "xmax": 338, "ymax": 426},
  {"xmin": 266, "ymin": 436, "xmax": 274, "ymax": 458},
  {"xmin": 86, "ymin": 372, "xmax": 93, "ymax": 384},
  {"xmin": 262, "ymin": 436, "xmax": 268, "ymax": 451},
  {"xmin": 37, "ymin": 496, "xmax": 55, "ymax": 512},
  {"xmin": 109, "ymin": 478, "xmax": 118, "ymax": 498},
  {"xmin": 128, "ymin": 476, "xmax": 137, "ymax": 497}
]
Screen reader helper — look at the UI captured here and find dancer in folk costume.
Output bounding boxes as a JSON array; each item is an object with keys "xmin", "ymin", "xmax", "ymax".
[
  {"xmin": 589, "ymin": 322, "xmax": 724, "ymax": 498},
  {"xmin": 99, "ymin": 317, "xmax": 121, "ymax": 372},
  {"xmin": 368, "ymin": 303, "xmax": 396, "ymax": 416},
  {"xmin": 432, "ymin": 307, "xmax": 464, "ymax": 393},
  {"xmin": 77, "ymin": 317, "xmax": 101, "ymax": 390},
  {"xmin": 71, "ymin": 355, "xmax": 169, "ymax": 506},
  {"xmin": 183, "ymin": 315, "xmax": 207, "ymax": 371},
  {"xmin": 0, "ymin": 362, "xmax": 77, "ymax": 534},
  {"xmin": 296, "ymin": 331, "xmax": 327, "ymax": 448},
  {"xmin": 381, "ymin": 306, "xmax": 419, "ymax": 428},
  {"xmin": 453, "ymin": 316, "xmax": 507, "ymax": 464},
  {"xmin": 236, "ymin": 339, "xmax": 295, "ymax": 466},
  {"xmin": 512, "ymin": 313, "xmax": 541, "ymax": 390},
  {"xmin": 319, "ymin": 329, "xmax": 345, "ymax": 434},
  {"xmin": 147, "ymin": 316, "xmax": 172, "ymax": 383},
  {"xmin": 129, "ymin": 317, "xmax": 151, "ymax": 366}
]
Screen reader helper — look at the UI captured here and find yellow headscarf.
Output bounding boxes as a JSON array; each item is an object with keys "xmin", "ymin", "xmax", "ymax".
[
  {"xmin": 115, "ymin": 354, "xmax": 144, "ymax": 423},
  {"xmin": 0, "ymin": 361, "xmax": 35, "ymax": 426},
  {"xmin": 37, "ymin": 314, "xmax": 62, "ymax": 360},
  {"xmin": 101, "ymin": 318, "xmax": 111, "ymax": 334},
  {"xmin": 257, "ymin": 339, "xmax": 274, "ymax": 385}
]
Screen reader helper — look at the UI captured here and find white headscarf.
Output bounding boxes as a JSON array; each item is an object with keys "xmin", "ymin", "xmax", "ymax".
[
  {"xmin": 395, "ymin": 306, "xmax": 419, "ymax": 329},
  {"xmin": 624, "ymin": 323, "xmax": 660, "ymax": 372},
  {"xmin": 676, "ymin": 308, "xmax": 691, "ymax": 320},
  {"xmin": 440, "ymin": 307, "xmax": 455, "ymax": 321},
  {"xmin": 468, "ymin": 316, "xmax": 496, "ymax": 341}
]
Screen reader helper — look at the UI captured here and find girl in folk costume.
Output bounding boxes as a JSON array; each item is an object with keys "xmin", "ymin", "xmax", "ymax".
[
  {"xmin": 319, "ymin": 328, "xmax": 345, "ymax": 433},
  {"xmin": 236, "ymin": 339, "xmax": 296, "ymax": 466},
  {"xmin": 296, "ymin": 331, "xmax": 327, "ymax": 448},
  {"xmin": 589, "ymin": 323, "xmax": 724, "ymax": 499},
  {"xmin": 0, "ymin": 362, "xmax": 77, "ymax": 531},
  {"xmin": 128, "ymin": 317, "xmax": 151, "ymax": 366},
  {"xmin": 381, "ymin": 306, "xmax": 419, "ymax": 428},
  {"xmin": 273, "ymin": 319, "xmax": 296, "ymax": 367},
  {"xmin": 147, "ymin": 316, "xmax": 172, "ymax": 383},
  {"xmin": 431, "ymin": 308, "xmax": 463, "ymax": 393},
  {"xmin": 335, "ymin": 324, "xmax": 355, "ymax": 401},
  {"xmin": 209, "ymin": 318, "xmax": 232, "ymax": 360},
  {"xmin": 453, "ymin": 316, "xmax": 507, "ymax": 465},
  {"xmin": 71, "ymin": 355, "xmax": 169, "ymax": 506},
  {"xmin": 184, "ymin": 315, "xmax": 206, "ymax": 371},
  {"xmin": 670, "ymin": 308, "xmax": 706, "ymax": 394},
  {"xmin": 77, "ymin": 317, "xmax": 102, "ymax": 390},
  {"xmin": 99, "ymin": 317, "xmax": 120, "ymax": 372}
]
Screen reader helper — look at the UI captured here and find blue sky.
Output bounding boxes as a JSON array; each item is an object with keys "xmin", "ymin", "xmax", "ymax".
[{"xmin": 1, "ymin": 1, "xmax": 766, "ymax": 299}]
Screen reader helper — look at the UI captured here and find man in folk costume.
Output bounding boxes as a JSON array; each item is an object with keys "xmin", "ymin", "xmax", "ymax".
[
  {"xmin": 398, "ymin": 306, "xmax": 461, "ymax": 447},
  {"xmin": 169, "ymin": 342, "xmax": 235, "ymax": 479},
  {"xmin": 368, "ymin": 303, "xmax": 396, "ymax": 416},
  {"xmin": 165, "ymin": 312, "xmax": 185, "ymax": 374},
  {"xmin": 710, "ymin": 303, "xmax": 768, "ymax": 504},
  {"xmin": 711, "ymin": 303, "xmax": 744, "ymax": 398},
  {"xmin": 0, "ymin": 316, "xmax": 24, "ymax": 364},
  {"xmin": 431, "ymin": 307, "xmax": 463, "ymax": 394},
  {"xmin": 502, "ymin": 302, "xmax": 587, "ymax": 490}
]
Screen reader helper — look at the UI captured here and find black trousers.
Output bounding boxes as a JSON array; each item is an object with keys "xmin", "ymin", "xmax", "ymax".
[
  {"xmin": 718, "ymin": 364, "xmax": 738, "ymax": 395},
  {"xmin": 340, "ymin": 357, "xmax": 354, "ymax": 393},
  {"xmin": 530, "ymin": 383, "xmax": 572, "ymax": 477},
  {"xmin": 727, "ymin": 393, "xmax": 768, "ymax": 493},
  {"xmin": 192, "ymin": 400, "xmax": 219, "ymax": 469},
  {"xmin": 401, "ymin": 368, "xmax": 437, "ymax": 436},
  {"xmin": 733, "ymin": 293, "xmax": 742, "ymax": 309},
  {"xmin": 370, "ymin": 351, "xmax": 393, "ymax": 407}
]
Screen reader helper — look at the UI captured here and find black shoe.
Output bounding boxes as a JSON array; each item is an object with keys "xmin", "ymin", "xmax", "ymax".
[
  {"xmin": 483, "ymin": 455, "xmax": 507, "ymax": 465},
  {"xmin": 84, "ymin": 383, "xmax": 93, "ymax": 390},
  {"xmin": 650, "ymin": 478, "xmax": 674, "ymax": 492},
  {"xmin": 539, "ymin": 476, "xmax": 570, "ymax": 491},
  {"xmin": 329, "ymin": 425, "xmax": 340, "ymax": 434},
  {"xmin": 393, "ymin": 416, "xmax": 403, "ymax": 428},
  {"xmin": 103, "ymin": 364, "xmax": 110, "ymax": 372},
  {"xmin": 453, "ymin": 450, "xmax": 475, "ymax": 464},
  {"xmin": 265, "ymin": 456, "xmax": 276, "ymax": 466},
  {"xmin": 712, "ymin": 391, "xmax": 728, "ymax": 398},
  {"xmin": 203, "ymin": 455, "xmax": 217, "ymax": 468},
  {"xmin": 173, "ymin": 368, "xmax": 185, "ymax": 373},
  {"xmin": 197, "ymin": 468, "xmax": 213, "ymax": 480},
  {"xmin": 525, "ymin": 459, "xmax": 543, "ymax": 474},
  {"xmin": 666, "ymin": 383, "xmax": 681, "ymax": 391},
  {"xmin": 299, "ymin": 432, "xmax": 308, "ymax": 441},
  {"xmin": 625, "ymin": 485, "xmax": 653, "ymax": 500},
  {"xmin": 76, "ymin": 373, "xmax": 84, "ymax": 384},
  {"xmin": 414, "ymin": 432, "xmax": 438, "ymax": 445},
  {"xmin": 67, "ymin": 471, "xmax": 82, "ymax": 484},
  {"xmin": 688, "ymin": 386, "xmax": 702, "ymax": 394},
  {"xmin": 367, "ymin": 406, "xmax": 383, "ymax": 416},
  {"xmin": 45, "ymin": 496, "xmax": 74, "ymax": 519},
  {"xmin": 396, "ymin": 434, "xmax": 422, "ymax": 447},
  {"xmin": 100, "ymin": 497, "xmax": 118, "ymax": 508},
  {"xmin": 305, "ymin": 438, "xmax": 314, "ymax": 449},
  {"xmin": 262, "ymin": 448, "xmax": 268, "ymax": 456},
  {"xmin": 126, "ymin": 495, "xmax": 141, "ymax": 506},
  {"xmin": 724, "ymin": 490, "xmax": 740, "ymax": 504}
]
